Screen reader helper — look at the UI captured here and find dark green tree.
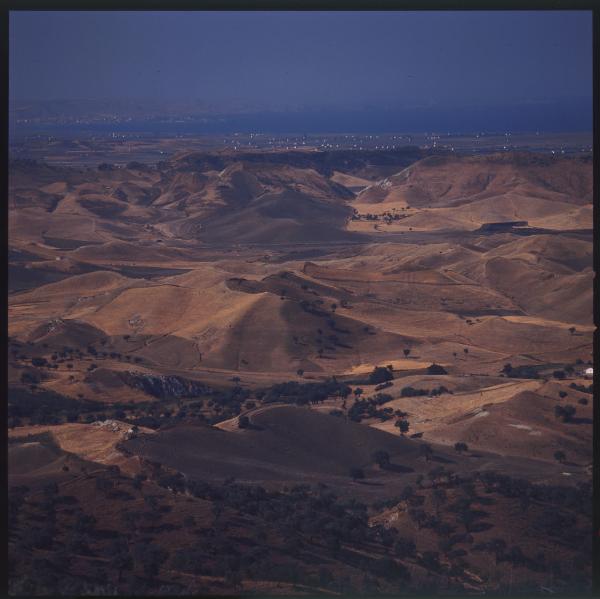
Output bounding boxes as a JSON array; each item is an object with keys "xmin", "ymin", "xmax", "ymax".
[
  {"xmin": 553, "ymin": 450, "xmax": 566, "ymax": 463},
  {"xmin": 373, "ymin": 450, "xmax": 390, "ymax": 468},
  {"xmin": 395, "ymin": 419, "xmax": 409, "ymax": 434},
  {"xmin": 454, "ymin": 442, "xmax": 469, "ymax": 454}
]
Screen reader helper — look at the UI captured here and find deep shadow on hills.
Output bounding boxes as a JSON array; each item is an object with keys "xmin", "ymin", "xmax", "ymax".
[
  {"xmin": 182, "ymin": 189, "xmax": 363, "ymax": 244},
  {"xmin": 9, "ymin": 265, "xmax": 72, "ymax": 293},
  {"xmin": 123, "ymin": 405, "xmax": 566, "ymax": 501},
  {"xmin": 123, "ymin": 406, "xmax": 428, "ymax": 490}
]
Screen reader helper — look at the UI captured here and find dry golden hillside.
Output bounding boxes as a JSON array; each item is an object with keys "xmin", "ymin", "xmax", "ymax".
[{"xmin": 8, "ymin": 148, "xmax": 593, "ymax": 595}]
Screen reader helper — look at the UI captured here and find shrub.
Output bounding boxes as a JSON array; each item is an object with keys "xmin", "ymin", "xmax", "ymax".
[
  {"xmin": 569, "ymin": 383, "xmax": 593, "ymax": 394},
  {"xmin": 395, "ymin": 419, "xmax": 409, "ymax": 434},
  {"xmin": 373, "ymin": 450, "xmax": 390, "ymax": 468},
  {"xmin": 502, "ymin": 364, "xmax": 540, "ymax": 379},
  {"xmin": 454, "ymin": 442, "xmax": 469, "ymax": 454},
  {"xmin": 400, "ymin": 386, "xmax": 428, "ymax": 397},
  {"xmin": 20, "ymin": 371, "xmax": 41, "ymax": 385},
  {"xmin": 554, "ymin": 405, "xmax": 576, "ymax": 423},
  {"xmin": 373, "ymin": 393, "xmax": 394, "ymax": 405}
]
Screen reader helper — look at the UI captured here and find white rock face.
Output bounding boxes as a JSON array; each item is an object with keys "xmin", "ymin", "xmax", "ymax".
[{"xmin": 93, "ymin": 419, "xmax": 128, "ymax": 434}]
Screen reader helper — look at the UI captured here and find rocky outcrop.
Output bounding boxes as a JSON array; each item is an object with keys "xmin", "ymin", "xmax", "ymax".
[{"xmin": 123, "ymin": 372, "xmax": 210, "ymax": 399}]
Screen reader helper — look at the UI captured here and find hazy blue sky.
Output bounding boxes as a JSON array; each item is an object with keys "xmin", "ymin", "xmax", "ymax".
[{"xmin": 10, "ymin": 10, "xmax": 592, "ymax": 110}]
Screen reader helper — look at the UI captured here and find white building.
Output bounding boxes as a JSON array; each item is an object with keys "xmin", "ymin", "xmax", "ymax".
[{"xmin": 584, "ymin": 367, "xmax": 593, "ymax": 379}]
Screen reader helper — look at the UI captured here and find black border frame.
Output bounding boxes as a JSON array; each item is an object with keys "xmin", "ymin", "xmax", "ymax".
[{"xmin": 2, "ymin": 3, "xmax": 598, "ymax": 598}]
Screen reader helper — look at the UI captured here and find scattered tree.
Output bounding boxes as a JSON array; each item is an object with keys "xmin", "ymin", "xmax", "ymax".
[
  {"xmin": 454, "ymin": 442, "xmax": 469, "ymax": 454},
  {"xmin": 395, "ymin": 419, "xmax": 409, "ymax": 435},
  {"xmin": 373, "ymin": 450, "xmax": 390, "ymax": 469},
  {"xmin": 427, "ymin": 363, "xmax": 447, "ymax": 375},
  {"xmin": 554, "ymin": 404, "xmax": 576, "ymax": 423}
]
